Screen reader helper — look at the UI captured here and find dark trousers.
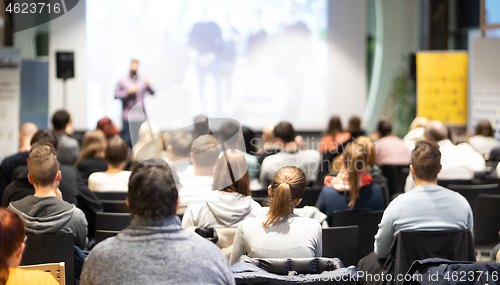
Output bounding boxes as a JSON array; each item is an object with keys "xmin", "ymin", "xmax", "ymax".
[{"xmin": 121, "ymin": 119, "xmax": 142, "ymax": 148}]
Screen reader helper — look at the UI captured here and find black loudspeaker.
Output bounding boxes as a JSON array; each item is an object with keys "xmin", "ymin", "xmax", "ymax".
[{"xmin": 56, "ymin": 52, "xmax": 74, "ymax": 79}]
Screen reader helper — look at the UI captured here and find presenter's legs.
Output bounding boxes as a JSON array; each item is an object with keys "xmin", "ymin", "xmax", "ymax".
[
  {"xmin": 121, "ymin": 119, "xmax": 132, "ymax": 147},
  {"xmin": 121, "ymin": 119, "xmax": 143, "ymax": 148}
]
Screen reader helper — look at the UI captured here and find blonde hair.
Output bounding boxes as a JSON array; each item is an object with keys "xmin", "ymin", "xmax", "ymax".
[
  {"xmin": 343, "ymin": 142, "xmax": 367, "ymax": 208},
  {"xmin": 410, "ymin": 117, "xmax": 428, "ymax": 130},
  {"xmin": 74, "ymin": 130, "xmax": 107, "ymax": 166},
  {"xmin": 354, "ymin": 136, "xmax": 376, "ymax": 167}
]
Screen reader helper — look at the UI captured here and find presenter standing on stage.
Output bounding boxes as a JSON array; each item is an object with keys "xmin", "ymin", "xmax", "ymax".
[{"xmin": 115, "ymin": 59, "xmax": 155, "ymax": 147}]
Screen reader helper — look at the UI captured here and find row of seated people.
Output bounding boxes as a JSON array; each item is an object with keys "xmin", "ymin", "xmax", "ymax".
[{"xmin": 0, "ymin": 135, "xmax": 476, "ymax": 284}]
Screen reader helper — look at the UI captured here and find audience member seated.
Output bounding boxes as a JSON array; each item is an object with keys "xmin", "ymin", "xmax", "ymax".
[
  {"xmin": 132, "ymin": 121, "xmax": 166, "ymax": 163},
  {"xmin": 260, "ymin": 122, "xmax": 320, "ymax": 184},
  {"xmin": 75, "ymin": 130, "xmax": 108, "ymax": 180},
  {"xmin": 178, "ymin": 135, "xmax": 221, "ymax": 213},
  {"xmin": 258, "ymin": 125, "xmax": 281, "ymax": 165},
  {"xmin": 317, "ymin": 142, "xmax": 384, "ymax": 226},
  {"xmin": 219, "ymin": 122, "xmax": 259, "ymax": 179},
  {"xmin": 2, "ymin": 130, "xmax": 101, "ymax": 239},
  {"xmin": 52, "ymin": 110, "xmax": 80, "ymax": 165},
  {"xmin": 375, "ymin": 117, "xmax": 411, "ymax": 166},
  {"xmin": 354, "ymin": 136, "xmax": 382, "ymax": 176},
  {"xmin": 319, "ymin": 116, "xmax": 351, "ymax": 154},
  {"xmin": 242, "ymin": 127, "xmax": 260, "ymax": 156},
  {"xmin": 348, "ymin": 116, "xmax": 365, "ymax": 140},
  {"xmin": 80, "ymin": 160, "xmax": 234, "ymax": 285},
  {"xmin": 96, "ymin": 116, "xmax": 120, "ymax": 140},
  {"xmin": 455, "ymin": 137, "xmax": 486, "ymax": 172},
  {"xmin": 359, "ymin": 141, "xmax": 472, "ymax": 269},
  {"xmin": 193, "ymin": 114, "xmax": 209, "ymax": 139},
  {"xmin": 168, "ymin": 131, "xmax": 195, "ymax": 180},
  {"xmin": 469, "ymin": 119, "xmax": 500, "ymax": 157},
  {"xmin": 0, "ymin": 122, "xmax": 38, "ymax": 197},
  {"xmin": 403, "ymin": 116, "xmax": 428, "ymax": 151},
  {"xmin": 182, "ymin": 149, "xmax": 263, "ymax": 228},
  {"xmin": 88, "ymin": 137, "xmax": 131, "ymax": 192},
  {"xmin": 0, "ymin": 208, "xmax": 59, "ymax": 285},
  {"xmin": 7, "ymin": 144, "xmax": 88, "ymax": 249},
  {"xmin": 404, "ymin": 121, "xmax": 474, "ymax": 192},
  {"xmin": 230, "ymin": 166, "xmax": 322, "ymax": 265}
]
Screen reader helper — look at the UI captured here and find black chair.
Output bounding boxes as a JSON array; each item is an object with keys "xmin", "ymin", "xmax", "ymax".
[
  {"xmin": 21, "ymin": 232, "xmax": 75, "ymax": 285},
  {"xmin": 380, "ymin": 164, "xmax": 410, "ymax": 197},
  {"xmin": 331, "ymin": 210, "xmax": 384, "ymax": 264},
  {"xmin": 371, "ymin": 175, "xmax": 390, "ymax": 207},
  {"xmin": 322, "ymin": 226, "xmax": 359, "ymax": 267},
  {"xmin": 101, "ymin": 200, "xmax": 128, "ymax": 213},
  {"xmin": 94, "ymin": 230, "xmax": 119, "ymax": 245},
  {"xmin": 95, "ymin": 212, "xmax": 133, "ymax": 233},
  {"xmin": 447, "ymin": 184, "xmax": 500, "ymax": 215},
  {"xmin": 251, "ymin": 189, "xmax": 269, "ymax": 198},
  {"xmin": 297, "ymin": 186, "xmax": 322, "ymax": 208},
  {"xmin": 437, "ymin": 179, "xmax": 473, "ymax": 188},
  {"xmin": 94, "ymin": 192, "xmax": 127, "ymax": 200},
  {"xmin": 474, "ymin": 194, "xmax": 500, "ymax": 252}
]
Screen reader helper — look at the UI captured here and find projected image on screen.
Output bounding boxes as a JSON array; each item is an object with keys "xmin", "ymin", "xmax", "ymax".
[{"xmin": 87, "ymin": 0, "xmax": 328, "ymax": 130}]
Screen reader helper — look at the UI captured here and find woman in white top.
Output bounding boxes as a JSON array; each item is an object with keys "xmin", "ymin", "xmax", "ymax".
[
  {"xmin": 469, "ymin": 120, "xmax": 500, "ymax": 157},
  {"xmin": 229, "ymin": 166, "xmax": 322, "ymax": 265},
  {"xmin": 88, "ymin": 136, "xmax": 131, "ymax": 192},
  {"xmin": 182, "ymin": 149, "xmax": 263, "ymax": 228}
]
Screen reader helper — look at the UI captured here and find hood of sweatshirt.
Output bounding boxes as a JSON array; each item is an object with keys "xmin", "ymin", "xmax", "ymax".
[
  {"xmin": 204, "ymin": 190, "xmax": 255, "ymax": 227},
  {"xmin": 8, "ymin": 196, "xmax": 75, "ymax": 235}
]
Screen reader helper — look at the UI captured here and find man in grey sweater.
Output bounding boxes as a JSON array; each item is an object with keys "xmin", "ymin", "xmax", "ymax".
[{"xmin": 81, "ymin": 159, "xmax": 235, "ymax": 285}]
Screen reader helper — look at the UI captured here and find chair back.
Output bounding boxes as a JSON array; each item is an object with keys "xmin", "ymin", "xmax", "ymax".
[
  {"xmin": 95, "ymin": 212, "xmax": 133, "ymax": 232},
  {"xmin": 94, "ymin": 192, "xmax": 127, "ymax": 200},
  {"xmin": 447, "ymin": 184, "xmax": 500, "ymax": 215},
  {"xmin": 20, "ymin": 262, "xmax": 65, "ymax": 285},
  {"xmin": 21, "ymin": 233, "xmax": 74, "ymax": 285},
  {"xmin": 297, "ymin": 186, "xmax": 322, "ymax": 208},
  {"xmin": 474, "ymin": 194, "xmax": 500, "ymax": 248},
  {"xmin": 94, "ymin": 230, "xmax": 120, "ymax": 245},
  {"xmin": 371, "ymin": 175, "xmax": 390, "ymax": 207},
  {"xmin": 331, "ymin": 210, "xmax": 384, "ymax": 263},
  {"xmin": 322, "ymin": 226, "xmax": 359, "ymax": 267},
  {"xmin": 101, "ymin": 200, "xmax": 128, "ymax": 213},
  {"xmin": 379, "ymin": 164, "xmax": 410, "ymax": 197},
  {"xmin": 437, "ymin": 179, "xmax": 473, "ymax": 188}
]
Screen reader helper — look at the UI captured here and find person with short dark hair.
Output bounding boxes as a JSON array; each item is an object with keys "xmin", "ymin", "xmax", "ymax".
[
  {"xmin": 348, "ymin": 116, "xmax": 365, "ymax": 139},
  {"xmin": 7, "ymin": 145, "xmax": 88, "ymax": 249},
  {"xmin": 168, "ymin": 131, "xmax": 194, "ymax": 180},
  {"xmin": 52, "ymin": 110, "xmax": 80, "ymax": 165},
  {"xmin": 370, "ymin": 141, "xmax": 473, "ymax": 259},
  {"xmin": 80, "ymin": 159, "xmax": 235, "ymax": 285},
  {"xmin": 182, "ymin": 149, "xmax": 263, "ymax": 228},
  {"xmin": 88, "ymin": 137, "xmax": 130, "ymax": 192},
  {"xmin": 178, "ymin": 135, "xmax": 222, "ymax": 213},
  {"xmin": 259, "ymin": 122, "xmax": 320, "ymax": 184},
  {"xmin": 319, "ymin": 116, "xmax": 351, "ymax": 154},
  {"xmin": 469, "ymin": 119, "xmax": 500, "ymax": 156},
  {"xmin": 374, "ymin": 116, "xmax": 411, "ymax": 166}
]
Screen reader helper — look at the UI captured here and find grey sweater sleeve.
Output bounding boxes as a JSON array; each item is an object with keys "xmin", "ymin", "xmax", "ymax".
[
  {"xmin": 229, "ymin": 223, "xmax": 246, "ymax": 265},
  {"xmin": 69, "ymin": 207, "xmax": 88, "ymax": 249}
]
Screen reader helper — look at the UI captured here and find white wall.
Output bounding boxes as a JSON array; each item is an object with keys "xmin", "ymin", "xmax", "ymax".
[{"xmin": 48, "ymin": 0, "xmax": 87, "ymax": 130}]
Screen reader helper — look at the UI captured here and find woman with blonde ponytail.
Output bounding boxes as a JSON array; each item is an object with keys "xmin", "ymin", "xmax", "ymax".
[
  {"xmin": 317, "ymin": 142, "xmax": 384, "ymax": 226},
  {"xmin": 229, "ymin": 166, "xmax": 322, "ymax": 265}
]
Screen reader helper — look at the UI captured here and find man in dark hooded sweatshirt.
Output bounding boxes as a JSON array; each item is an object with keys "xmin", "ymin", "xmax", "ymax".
[{"xmin": 7, "ymin": 144, "xmax": 88, "ymax": 249}]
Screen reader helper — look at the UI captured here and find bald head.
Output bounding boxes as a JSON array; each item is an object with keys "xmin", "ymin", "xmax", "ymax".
[
  {"xmin": 424, "ymin": 120, "xmax": 448, "ymax": 143},
  {"xmin": 19, "ymin": 122, "xmax": 38, "ymax": 152},
  {"xmin": 261, "ymin": 125, "xmax": 276, "ymax": 143}
]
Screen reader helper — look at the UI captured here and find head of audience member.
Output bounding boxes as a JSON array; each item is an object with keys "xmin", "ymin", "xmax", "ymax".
[
  {"xmin": 348, "ymin": 116, "xmax": 362, "ymax": 134},
  {"xmin": 168, "ymin": 131, "xmax": 193, "ymax": 161},
  {"xmin": 340, "ymin": 142, "xmax": 368, "ymax": 208},
  {"xmin": 193, "ymin": 115, "xmax": 209, "ymax": 139},
  {"xmin": 27, "ymin": 144, "xmax": 61, "ymax": 194},
  {"xmin": 0, "ymin": 208, "xmax": 27, "ymax": 283},
  {"xmin": 212, "ymin": 149, "xmax": 250, "ymax": 196},
  {"xmin": 191, "ymin": 135, "xmax": 221, "ymax": 176},
  {"xmin": 105, "ymin": 137, "xmax": 129, "ymax": 170},
  {"xmin": 219, "ymin": 122, "xmax": 240, "ymax": 149},
  {"xmin": 127, "ymin": 159, "xmax": 178, "ymax": 219},
  {"xmin": 130, "ymin": 59, "xmax": 139, "ymax": 77},
  {"xmin": 410, "ymin": 141, "xmax": 442, "ymax": 185},
  {"xmin": 52, "ymin": 110, "xmax": 74, "ymax": 134},
  {"xmin": 273, "ymin": 122, "xmax": 296, "ymax": 147},
  {"xmin": 96, "ymin": 117, "xmax": 120, "ymax": 139},
  {"xmin": 263, "ymin": 166, "xmax": 307, "ymax": 226},
  {"xmin": 74, "ymin": 130, "xmax": 107, "ymax": 166},
  {"xmin": 424, "ymin": 120, "xmax": 448, "ymax": 143},
  {"xmin": 377, "ymin": 116, "xmax": 393, "ymax": 138},
  {"xmin": 325, "ymin": 116, "xmax": 343, "ymax": 137},
  {"xmin": 261, "ymin": 125, "xmax": 276, "ymax": 144},
  {"xmin": 133, "ymin": 122, "xmax": 163, "ymax": 162},
  {"xmin": 475, "ymin": 120, "xmax": 494, "ymax": 137},
  {"xmin": 18, "ymin": 123, "xmax": 38, "ymax": 153},
  {"xmin": 409, "ymin": 117, "xmax": 428, "ymax": 131},
  {"xmin": 31, "ymin": 130, "xmax": 58, "ymax": 151},
  {"xmin": 354, "ymin": 136, "xmax": 376, "ymax": 167},
  {"xmin": 241, "ymin": 127, "xmax": 258, "ymax": 155}
]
